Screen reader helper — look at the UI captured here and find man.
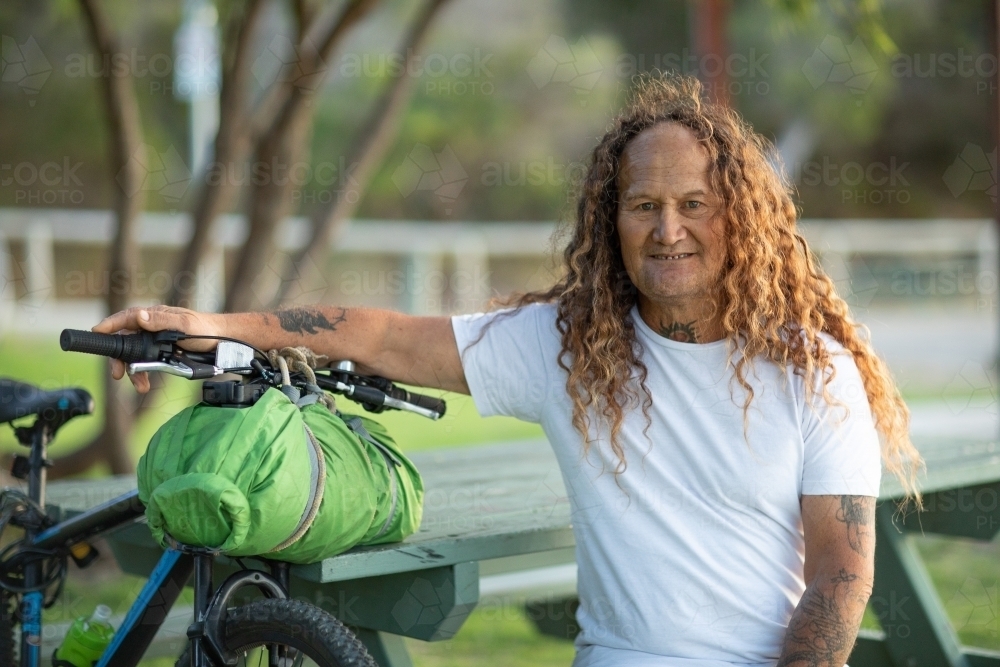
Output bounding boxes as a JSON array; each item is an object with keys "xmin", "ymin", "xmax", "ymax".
[{"xmin": 96, "ymin": 73, "xmax": 919, "ymax": 666}]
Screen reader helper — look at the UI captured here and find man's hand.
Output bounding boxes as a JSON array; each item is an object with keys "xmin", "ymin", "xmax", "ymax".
[
  {"xmin": 777, "ymin": 495, "xmax": 876, "ymax": 667},
  {"xmin": 92, "ymin": 305, "xmax": 224, "ymax": 394}
]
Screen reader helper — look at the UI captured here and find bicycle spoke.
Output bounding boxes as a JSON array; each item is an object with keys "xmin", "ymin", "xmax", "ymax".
[{"xmin": 235, "ymin": 646, "xmax": 318, "ymax": 667}]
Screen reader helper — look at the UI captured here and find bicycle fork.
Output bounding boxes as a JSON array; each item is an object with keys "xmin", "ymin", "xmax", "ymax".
[{"xmin": 186, "ymin": 548, "xmax": 291, "ymax": 667}]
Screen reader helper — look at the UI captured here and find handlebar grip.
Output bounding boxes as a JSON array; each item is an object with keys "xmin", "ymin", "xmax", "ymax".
[
  {"xmin": 388, "ymin": 387, "xmax": 447, "ymax": 417},
  {"xmin": 60, "ymin": 329, "xmax": 153, "ymax": 363}
]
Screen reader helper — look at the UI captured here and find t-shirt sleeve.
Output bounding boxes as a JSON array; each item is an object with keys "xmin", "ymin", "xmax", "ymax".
[
  {"xmin": 450, "ymin": 303, "xmax": 557, "ymax": 423},
  {"xmin": 800, "ymin": 337, "xmax": 883, "ymax": 497}
]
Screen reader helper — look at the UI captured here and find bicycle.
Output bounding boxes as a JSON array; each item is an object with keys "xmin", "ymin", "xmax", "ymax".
[{"xmin": 0, "ymin": 327, "xmax": 447, "ymax": 667}]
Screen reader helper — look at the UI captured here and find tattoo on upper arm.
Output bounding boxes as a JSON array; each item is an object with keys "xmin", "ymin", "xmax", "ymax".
[
  {"xmin": 275, "ymin": 307, "xmax": 346, "ymax": 335},
  {"xmin": 835, "ymin": 496, "xmax": 875, "ymax": 558}
]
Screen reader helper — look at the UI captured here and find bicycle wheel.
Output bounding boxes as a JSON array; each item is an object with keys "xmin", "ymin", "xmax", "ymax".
[{"xmin": 175, "ymin": 598, "xmax": 377, "ymax": 667}]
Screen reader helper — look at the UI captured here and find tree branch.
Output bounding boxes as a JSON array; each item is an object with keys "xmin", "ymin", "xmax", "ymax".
[
  {"xmin": 168, "ymin": 0, "xmax": 266, "ymax": 309},
  {"xmin": 271, "ymin": 0, "xmax": 454, "ymax": 306},
  {"xmin": 225, "ymin": 0, "xmax": 380, "ymax": 312},
  {"xmin": 249, "ymin": 0, "xmax": 378, "ymax": 141}
]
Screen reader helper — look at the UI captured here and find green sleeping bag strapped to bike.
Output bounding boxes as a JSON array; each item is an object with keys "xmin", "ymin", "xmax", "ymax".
[{"xmin": 136, "ymin": 387, "xmax": 423, "ymax": 564}]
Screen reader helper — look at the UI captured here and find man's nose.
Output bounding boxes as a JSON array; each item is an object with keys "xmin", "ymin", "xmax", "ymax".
[{"xmin": 651, "ymin": 209, "xmax": 686, "ymax": 245}]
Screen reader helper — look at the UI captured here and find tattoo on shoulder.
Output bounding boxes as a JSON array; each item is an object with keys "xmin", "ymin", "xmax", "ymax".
[
  {"xmin": 836, "ymin": 496, "xmax": 875, "ymax": 558},
  {"xmin": 659, "ymin": 320, "xmax": 698, "ymax": 343},
  {"xmin": 274, "ymin": 307, "xmax": 346, "ymax": 335}
]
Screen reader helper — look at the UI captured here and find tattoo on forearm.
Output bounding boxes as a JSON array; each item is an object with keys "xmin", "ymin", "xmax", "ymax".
[
  {"xmin": 274, "ymin": 307, "xmax": 346, "ymax": 335},
  {"xmin": 836, "ymin": 496, "xmax": 875, "ymax": 558},
  {"xmin": 777, "ymin": 569, "xmax": 864, "ymax": 667},
  {"xmin": 659, "ymin": 320, "xmax": 698, "ymax": 343}
]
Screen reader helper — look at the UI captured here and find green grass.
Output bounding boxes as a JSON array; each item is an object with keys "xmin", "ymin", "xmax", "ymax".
[
  {"xmin": 913, "ymin": 535, "xmax": 1000, "ymax": 649},
  {"xmin": 405, "ymin": 606, "xmax": 576, "ymax": 667},
  {"xmin": 859, "ymin": 535, "xmax": 1000, "ymax": 651}
]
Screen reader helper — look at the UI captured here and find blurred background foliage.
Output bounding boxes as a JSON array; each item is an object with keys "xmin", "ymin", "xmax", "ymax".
[{"xmin": 1, "ymin": 0, "xmax": 996, "ymax": 220}]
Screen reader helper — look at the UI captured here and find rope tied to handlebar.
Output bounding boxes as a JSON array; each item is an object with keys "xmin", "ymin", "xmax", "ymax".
[{"xmin": 267, "ymin": 347, "xmax": 336, "ymax": 411}]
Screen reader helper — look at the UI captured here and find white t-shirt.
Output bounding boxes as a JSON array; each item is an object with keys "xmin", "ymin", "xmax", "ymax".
[{"xmin": 451, "ymin": 301, "xmax": 882, "ymax": 667}]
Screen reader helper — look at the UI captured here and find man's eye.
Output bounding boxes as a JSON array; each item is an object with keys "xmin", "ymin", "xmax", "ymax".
[
  {"xmin": 639, "ymin": 202, "xmax": 655, "ymax": 211},
  {"xmin": 684, "ymin": 201, "xmax": 702, "ymax": 209}
]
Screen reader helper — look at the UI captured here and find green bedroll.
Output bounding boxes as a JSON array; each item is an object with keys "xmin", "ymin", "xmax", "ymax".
[{"xmin": 136, "ymin": 387, "xmax": 423, "ymax": 564}]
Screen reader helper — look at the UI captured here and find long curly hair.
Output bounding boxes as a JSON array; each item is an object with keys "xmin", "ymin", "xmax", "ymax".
[{"xmin": 472, "ymin": 72, "xmax": 921, "ymax": 503}]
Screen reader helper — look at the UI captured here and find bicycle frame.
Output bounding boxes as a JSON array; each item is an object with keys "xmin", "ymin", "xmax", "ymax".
[{"xmin": 13, "ymin": 422, "xmax": 294, "ymax": 667}]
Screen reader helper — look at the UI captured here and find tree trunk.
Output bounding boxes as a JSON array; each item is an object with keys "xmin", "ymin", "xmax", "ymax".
[
  {"xmin": 227, "ymin": 111, "xmax": 314, "ymax": 311},
  {"xmin": 271, "ymin": 0, "xmax": 454, "ymax": 307},
  {"xmin": 690, "ymin": 0, "xmax": 730, "ymax": 105},
  {"xmin": 51, "ymin": 0, "xmax": 145, "ymax": 478},
  {"xmin": 994, "ymin": 0, "xmax": 1000, "ymax": 377},
  {"xmin": 168, "ymin": 0, "xmax": 266, "ymax": 309},
  {"xmin": 225, "ymin": 0, "xmax": 379, "ymax": 312}
]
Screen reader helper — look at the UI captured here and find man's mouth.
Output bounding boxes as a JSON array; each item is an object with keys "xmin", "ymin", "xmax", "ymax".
[{"xmin": 650, "ymin": 253, "xmax": 693, "ymax": 261}]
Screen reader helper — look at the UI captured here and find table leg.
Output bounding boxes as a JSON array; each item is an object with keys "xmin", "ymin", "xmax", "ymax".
[
  {"xmin": 863, "ymin": 503, "xmax": 970, "ymax": 667},
  {"xmin": 354, "ymin": 628, "xmax": 414, "ymax": 667},
  {"xmin": 525, "ymin": 596, "xmax": 579, "ymax": 641}
]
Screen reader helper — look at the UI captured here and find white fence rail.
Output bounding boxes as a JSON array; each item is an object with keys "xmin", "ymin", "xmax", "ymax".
[
  {"xmin": 0, "ymin": 209, "xmax": 563, "ymax": 330},
  {"xmin": 0, "ymin": 208, "xmax": 996, "ymax": 336}
]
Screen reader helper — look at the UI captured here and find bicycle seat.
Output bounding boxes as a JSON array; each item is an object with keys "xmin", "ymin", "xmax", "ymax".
[{"xmin": 0, "ymin": 378, "xmax": 94, "ymax": 425}]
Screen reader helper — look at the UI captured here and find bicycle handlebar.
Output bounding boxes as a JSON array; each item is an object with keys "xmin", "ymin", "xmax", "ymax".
[
  {"xmin": 59, "ymin": 328, "xmax": 446, "ymax": 419},
  {"xmin": 59, "ymin": 329, "xmax": 159, "ymax": 363}
]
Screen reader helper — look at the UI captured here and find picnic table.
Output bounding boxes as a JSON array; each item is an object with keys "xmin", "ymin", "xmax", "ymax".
[
  {"xmin": 854, "ymin": 432, "xmax": 1000, "ymax": 667},
  {"xmin": 43, "ymin": 432, "xmax": 1000, "ymax": 667},
  {"xmin": 44, "ymin": 439, "xmax": 575, "ymax": 666}
]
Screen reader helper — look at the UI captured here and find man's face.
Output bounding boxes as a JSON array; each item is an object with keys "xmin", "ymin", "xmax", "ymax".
[{"xmin": 616, "ymin": 122, "xmax": 727, "ymax": 308}]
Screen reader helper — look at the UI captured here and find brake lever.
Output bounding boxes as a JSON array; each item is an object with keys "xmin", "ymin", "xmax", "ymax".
[
  {"xmin": 127, "ymin": 350, "xmax": 224, "ymax": 380},
  {"xmin": 127, "ymin": 360, "xmax": 193, "ymax": 379},
  {"xmin": 330, "ymin": 379, "xmax": 442, "ymax": 420},
  {"xmin": 383, "ymin": 395, "xmax": 442, "ymax": 420}
]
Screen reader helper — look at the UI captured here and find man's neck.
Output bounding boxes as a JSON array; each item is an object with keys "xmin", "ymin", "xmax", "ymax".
[{"xmin": 637, "ymin": 297, "xmax": 724, "ymax": 344}]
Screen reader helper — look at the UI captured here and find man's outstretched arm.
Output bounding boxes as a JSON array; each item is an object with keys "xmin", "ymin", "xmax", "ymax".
[
  {"xmin": 92, "ymin": 304, "xmax": 470, "ymax": 396},
  {"xmin": 777, "ymin": 495, "xmax": 876, "ymax": 667}
]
